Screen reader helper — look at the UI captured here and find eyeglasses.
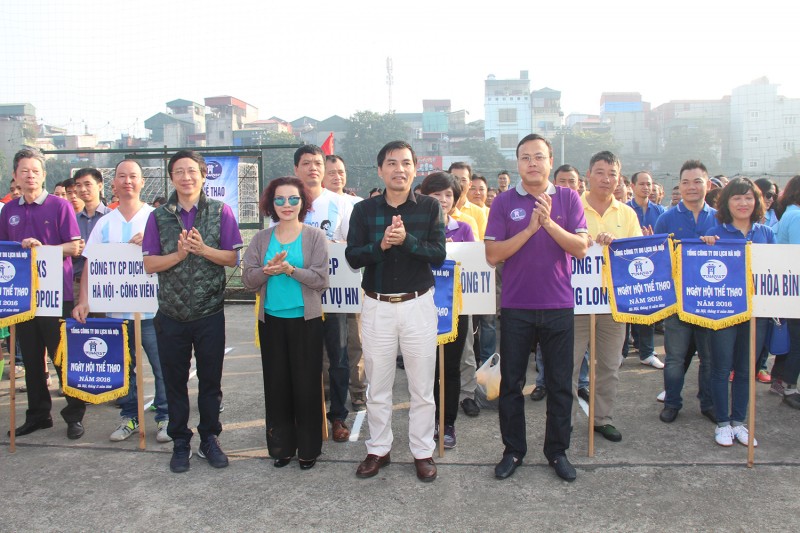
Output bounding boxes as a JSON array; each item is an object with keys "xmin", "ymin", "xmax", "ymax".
[
  {"xmin": 519, "ymin": 154, "xmax": 548, "ymax": 165},
  {"xmin": 274, "ymin": 195, "xmax": 301, "ymax": 206},
  {"xmin": 172, "ymin": 168, "xmax": 201, "ymax": 178}
]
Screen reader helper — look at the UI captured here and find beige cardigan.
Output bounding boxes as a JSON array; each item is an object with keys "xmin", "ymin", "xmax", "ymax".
[{"xmin": 241, "ymin": 225, "xmax": 330, "ymax": 322}]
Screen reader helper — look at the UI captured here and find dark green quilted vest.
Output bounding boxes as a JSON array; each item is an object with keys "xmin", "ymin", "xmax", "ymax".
[{"xmin": 153, "ymin": 191, "xmax": 225, "ymax": 322}]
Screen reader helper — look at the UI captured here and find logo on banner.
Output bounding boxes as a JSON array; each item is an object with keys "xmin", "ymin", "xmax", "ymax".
[
  {"xmin": 0, "ymin": 260, "xmax": 16, "ymax": 282},
  {"xmin": 84, "ymin": 337, "xmax": 109, "ymax": 359},
  {"xmin": 510, "ymin": 208, "xmax": 526, "ymax": 221},
  {"xmin": 676, "ymin": 240, "xmax": 751, "ymax": 329},
  {"xmin": 700, "ymin": 260, "xmax": 727, "ymax": 283},
  {"xmin": 628, "ymin": 257, "xmax": 654, "ymax": 280},
  {"xmin": 603, "ymin": 234, "xmax": 677, "ymax": 324},
  {"xmin": 206, "ymin": 160, "xmax": 223, "ymax": 180}
]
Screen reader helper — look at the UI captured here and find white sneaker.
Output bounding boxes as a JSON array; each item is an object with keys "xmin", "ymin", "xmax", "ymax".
[
  {"xmin": 14, "ymin": 365, "xmax": 25, "ymax": 378},
  {"xmin": 156, "ymin": 420, "xmax": 172, "ymax": 443},
  {"xmin": 110, "ymin": 417, "xmax": 139, "ymax": 442},
  {"xmin": 656, "ymin": 390, "xmax": 666, "ymax": 403},
  {"xmin": 641, "ymin": 355, "xmax": 665, "ymax": 369},
  {"xmin": 715, "ymin": 424, "xmax": 734, "ymax": 447},
  {"xmin": 732, "ymin": 425, "xmax": 758, "ymax": 447}
]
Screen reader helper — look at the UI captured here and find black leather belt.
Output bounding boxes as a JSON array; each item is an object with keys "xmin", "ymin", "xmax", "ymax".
[{"xmin": 364, "ymin": 287, "xmax": 429, "ymax": 303}]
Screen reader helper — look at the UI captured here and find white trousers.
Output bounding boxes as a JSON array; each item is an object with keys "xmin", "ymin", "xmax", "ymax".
[{"xmin": 360, "ymin": 291, "xmax": 437, "ymax": 459}]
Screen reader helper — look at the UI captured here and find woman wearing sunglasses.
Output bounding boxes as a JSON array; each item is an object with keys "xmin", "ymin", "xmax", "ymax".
[
  {"xmin": 755, "ymin": 177, "xmax": 780, "ymax": 228},
  {"xmin": 242, "ymin": 177, "xmax": 330, "ymax": 469}
]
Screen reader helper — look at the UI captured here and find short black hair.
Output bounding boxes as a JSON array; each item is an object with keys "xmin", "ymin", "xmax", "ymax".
[
  {"xmin": 73, "ymin": 168, "xmax": 103, "ymax": 183},
  {"xmin": 516, "ymin": 134, "xmax": 552, "ymax": 159},
  {"xmin": 588, "ymin": 151, "xmax": 620, "ymax": 172},
  {"xmin": 679, "ymin": 160, "xmax": 708, "ymax": 179},
  {"xmin": 377, "ymin": 141, "xmax": 416, "ymax": 167},
  {"xmin": 420, "ymin": 171, "xmax": 462, "ymax": 199},
  {"xmin": 168, "ymin": 150, "xmax": 207, "ymax": 178},
  {"xmin": 294, "ymin": 145, "xmax": 325, "ymax": 167}
]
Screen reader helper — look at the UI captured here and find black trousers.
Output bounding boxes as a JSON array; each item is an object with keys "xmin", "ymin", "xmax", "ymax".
[
  {"xmin": 259, "ymin": 315, "xmax": 323, "ymax": 461},
  {"xmin": 155, "ymin": 310, "xmax": 226, "ymax": 444},
  {"xmin": 434, "ymin": 315, "xmax": 468, "ymax": 426},
  {"xmin": 17, "ymin": 301, "xmax": 86, "ymax": 424}
]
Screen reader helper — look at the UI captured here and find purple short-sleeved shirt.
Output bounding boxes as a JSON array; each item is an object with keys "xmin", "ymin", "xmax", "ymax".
[
  {"xmin": 142, "ymin": 202, "xmax": 243, "ymax": 256},
  {"xmin": 0, "ymin": 191, "xmax": 81, "ymax": 301},
  {"xmin": 446, "ymin": 216, "xmax": 476, "ymax": 243},
  {"xmin": 485, "ymin": 183, "xmax": 588, "ymax": 310}
]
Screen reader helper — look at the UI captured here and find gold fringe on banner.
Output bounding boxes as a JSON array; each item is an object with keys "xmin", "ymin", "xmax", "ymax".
[
  {"xmin": 58, "ymin": 319, "xmax": 132, "ymax": 404},
  {"xmin": 0, "ymin": 246, "xmax": 39, "ymax": 328},
  {"xmin": 675, "ymin": 241, "xmax": 752, "ymax": 330},
  {"xmin": 602, "ymin": 238, "xmax": 677, "ymax": 325},
  {"xmin": 437, "ymin": 262, "xmax": 463, "ymax": 345}
]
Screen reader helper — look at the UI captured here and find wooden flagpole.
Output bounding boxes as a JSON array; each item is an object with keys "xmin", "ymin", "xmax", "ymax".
[
  {"xmin": 588, "ymin": 314, "xmax": 596, "ymax": 458},
  {"xmin": 747, "ymin": 316, "xmax": 757, "ymax": 467},
  {"xmin": 321, "ymin": 374, "xmax": 329, "ymax": 441},
  {"xmin": 9, "ymin": 325, "xmax": 17, "ymax": 453},
  {"xmin": 438, "ymin": 344, "xmax": 445, "ymax": 458},
  {"xmin": 134, "ymin": 314, "xmax": 146, "ymax": 450}
]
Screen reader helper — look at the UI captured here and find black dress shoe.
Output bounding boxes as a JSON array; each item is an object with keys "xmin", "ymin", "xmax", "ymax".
[
  {"xmin": 530, "ymin": 387, "xmax": 547, "ymax": 401},
  {"xmin": 701, "ymin": 409, "xmax": 718, "ymax": 424},
  {"xmin": 299, "ymin": 458, "xmax": 316, "ymax": 470},
  {"xmin": 67, "ymin": 421, "xmax": 85, "ymax": 440},
  {"xmin": 578, "ymin": 387, "xmax": 590, "ymax": 403},
  {"xmin": 549, "ymin": 455, "xmax": 577, "ymax": 482},
  {"xmin": 659, "ymin": 407, "xmax": 679, "ymax": 423},
  {"xmin": 461, "ymin": 398, "xmax": 480, "ymax": 417},
  {"xmin": 494, "ymin": 454, "xmax": 522, "ymax": 479},
  {"xmin": 8, "ymin": 417, "xmax": 54, "ymax": 437},
  {"xmin": 273, "ymin": 457, "xmax": 292, "ymax": 468}
]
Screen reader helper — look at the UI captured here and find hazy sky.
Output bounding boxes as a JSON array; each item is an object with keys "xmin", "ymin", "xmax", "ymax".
[{"xmin": 2, "ymin": 0, "xmax": 798, "ymax": 140}]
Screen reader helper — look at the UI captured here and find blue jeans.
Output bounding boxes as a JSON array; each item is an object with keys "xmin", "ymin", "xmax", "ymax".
[
  {"xmin": 710, "ymin": 319, "xmax": 768, "ymax": 424},
  {"xmin": 474, "ymin": 314, "xmax": 497, "ymax": 365},
  {"xmin": 499, "ymin": 308, "xmax": 573, "ymax": 462},
  {"xmin": 323, "ymin": 313, "xmax": 349, "ymax": 422},
  {"xmin": 636, "ymin": 324, "xmax": 656, "ymax": 361},
  {"xmin": 119, "ymin": 319, "xmax": 168, "ymax": 423},
  {"xmin": 537, "ymin": 347, "xmax": 588, "ymax": 389},
  {"xmin": 663, "ymin": 315, "xmax": 712, "ymax": 412}
]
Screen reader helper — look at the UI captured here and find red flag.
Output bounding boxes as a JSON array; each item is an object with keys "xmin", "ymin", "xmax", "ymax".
[{"xmin": 321, "ymin": 132, "xmax": 334, "ymax": 155}]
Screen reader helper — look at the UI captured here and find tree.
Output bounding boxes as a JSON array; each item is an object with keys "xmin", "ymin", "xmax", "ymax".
[
  {"xmin": 340, "ymin": 111, "xmax": 410, "ymax": 195},
  {"xmin": 259, "ymin": 131, "xmax": 302, "ymax": 181},
  {"xmin": 658, "ymin": 129, "xmax": 720, "ymax": 176},
  {"xmin": 45, "ymin": 158, "xmax": 73, "ymax": 189},
  {"xmin": 451, "ymin": 138, "xmax": 510, "ymax": 177},
  {"xmin": 552, "ymin": 131, "xmax": 622, "ymax": 174},
  {"xmin": 773, "ymin": 152, "xmax": 800, "ymax": 175}
]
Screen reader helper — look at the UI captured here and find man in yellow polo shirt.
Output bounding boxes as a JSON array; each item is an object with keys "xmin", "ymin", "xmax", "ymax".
[
  {"xmin": 448, "ymin": 162, "xmax": 487, "ymax": 240},
  {"xmin": 574, "ymin": 151, "xmax": 642, "ymax": 443}
]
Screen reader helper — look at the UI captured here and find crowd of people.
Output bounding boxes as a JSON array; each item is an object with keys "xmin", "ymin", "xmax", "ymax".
[{"xmin": 2, "ymin": 138, "xmax": 799, "ymax": 483}]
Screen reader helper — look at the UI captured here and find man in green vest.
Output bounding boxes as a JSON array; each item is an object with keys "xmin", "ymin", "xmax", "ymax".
[{"xmin": 143, "ymin": 150, "xmax": 243, "ymax": 473}]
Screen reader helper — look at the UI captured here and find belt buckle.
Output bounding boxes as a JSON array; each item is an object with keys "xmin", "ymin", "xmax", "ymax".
[{"xmin": 389, "ymin": 296, "xmax": 403, "ymax": 303}]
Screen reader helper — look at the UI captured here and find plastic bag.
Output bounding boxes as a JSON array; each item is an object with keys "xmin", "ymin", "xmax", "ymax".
[{"xmin": 476, "ymin": 353, "xmax": 501, "ymax": 401}]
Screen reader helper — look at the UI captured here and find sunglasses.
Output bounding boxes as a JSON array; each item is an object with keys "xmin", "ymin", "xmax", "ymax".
[
  {"xmin": 274, "ymin": 195, "xmax": 301, "ymax": 206},
  {"xmin": 764, "ymin": 192, "xmax": 776, "ymax": 200}
]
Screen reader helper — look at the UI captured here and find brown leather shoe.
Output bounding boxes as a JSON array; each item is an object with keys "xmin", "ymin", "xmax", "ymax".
[
  {"xmin": 332, "ymin": 419, "xmax": 350, "ymax": 442},
  {"xmin": 414, "ymin": 457, "xmax": 437, "ymax": 482},
  {"xmin": 356, "ymin": 453, "xmax": 390, "ymax": 478}
]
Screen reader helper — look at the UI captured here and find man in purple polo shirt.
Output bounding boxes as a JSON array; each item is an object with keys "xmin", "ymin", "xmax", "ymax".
[
  {"xmin": 0, "ymin": 148, "xmax": 87, "ymax": 440},
  {"xmin": 485, "ymin": 134, "xmax": 589, "ymax": 482},
  {"xmin": 142, "ymin": 150, "xmax": 243, "ymax": 473}
]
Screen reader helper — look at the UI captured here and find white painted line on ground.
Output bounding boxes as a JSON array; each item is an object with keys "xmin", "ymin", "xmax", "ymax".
[
  {"xmin": 349, "ymin": 410, "xmax": 366, "ymax": 442},
  {"xmin": 578, "ymin": 397, "xmax": 589, "ymax": 416}
]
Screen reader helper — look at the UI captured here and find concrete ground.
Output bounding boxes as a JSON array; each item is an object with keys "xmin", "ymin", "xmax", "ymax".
[{"xmin": 1, "ymin": 304, "xmax": 799, "ymax": 532}]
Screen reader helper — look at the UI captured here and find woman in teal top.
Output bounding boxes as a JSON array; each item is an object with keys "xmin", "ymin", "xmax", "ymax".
[{"xmin": 242, "ymin": 177, "xmax": 329, "ymax": 469}]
